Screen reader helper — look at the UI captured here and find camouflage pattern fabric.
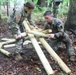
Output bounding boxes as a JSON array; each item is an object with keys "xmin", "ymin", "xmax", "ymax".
[
  {"xmin": 53, "ymin": 0, "xmax": 62, "ymax": 18},
  {"xmin": 44, "ymin": 18, "xmax": 75, "ymax": 56},
  {"xmin": 53, "ymin": 3, "xmax": 59, "ymax": 18},
  {"xmin": 7, "ymin": 8, "xmax": 35, "ymax": 53}
]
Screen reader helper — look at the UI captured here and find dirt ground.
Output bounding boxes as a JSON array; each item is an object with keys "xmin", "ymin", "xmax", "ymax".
[{"xmin": 0, "ymin": 19, "xmax": 76, "ymax": 75}]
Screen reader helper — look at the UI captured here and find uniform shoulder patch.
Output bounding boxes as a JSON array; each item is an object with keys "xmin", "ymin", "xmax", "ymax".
[{"xmin": 56, "ymin": 21, "xmax": 61, "ymax": 27}]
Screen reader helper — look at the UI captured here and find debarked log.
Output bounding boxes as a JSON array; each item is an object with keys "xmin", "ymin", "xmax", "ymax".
[
  {"xmin": 23, "ymin": 20, "xmax": 54, "ymax": 75},
  {"xmin": 27, "ymin": 30, "xmax": 49, "ymax": 37},
  {"xmin": 39, "ymin": 38, "xmax": 71, "ymax": 74},
  {"xmin": 1, "ymin": 32, "xmax": 26, "ymax": 41},
  {"xmin": 1, "ymin": 38, "xmax": 15, "ymax": 41},
  {"xmin": 0, "ymin": 39, "xmax": 16, "ymax": 56},
  {"xmin": 29, "ymin": 25, "xmax": 52, "ymax": 34},
  {"xmin": 0, "ymin": 37, "xmax": 18, "ymax": 56},
  {"xmin": 3, "ymin": 40, "xmax": 41, "ymax": 48},
  {"xmin": 0, "ymin": 42, "xmax": 12, "ymax": 57},
  {"xmin": 0, "ymin": 32, "xmax": 27, "ymax": 57},
  {"xmin": 0, "ymin": 48, "xmax": 11, "ymax": 57}
]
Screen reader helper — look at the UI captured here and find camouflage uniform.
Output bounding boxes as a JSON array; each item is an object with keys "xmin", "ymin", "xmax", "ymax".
[
  {"xmin": 44, "ymin": 18, "xmax": 75, "ymax": 57},
  {"xmin": 53, "ymin": 0, "xmax": 62, "ymax": 18},
  {"xmin": 7, "ymin": 7, "xmax": 35, "ymax": 54}
]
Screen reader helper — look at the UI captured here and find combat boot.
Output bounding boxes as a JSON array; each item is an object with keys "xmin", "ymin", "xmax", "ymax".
[
  {"xmin": 13, "ymin": 52, "xmax": 23, "ymax": 61},
  {"xmin": 15, "ymin": 53, "xmax": 23, "ymax": 61}
]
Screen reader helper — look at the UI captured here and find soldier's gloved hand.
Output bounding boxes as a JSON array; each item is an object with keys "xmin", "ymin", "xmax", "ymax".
[{"xmin": 48, "ymin": 34, "xmax": 55, "ymax": 38}]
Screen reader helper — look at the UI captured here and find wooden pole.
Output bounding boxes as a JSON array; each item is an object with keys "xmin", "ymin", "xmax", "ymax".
[
  {"xmin": 27, "ymin": 30, "xmax": 48, "ymax": 37},
  {"xmin": 1, "ymin": 32, "xmax": 26, "ymax": 41},
  {"xmin": 1, "ymin": 38, "xmax": 15, "ymax": 41},
  {"xmin": 23, "ymin": 20, "xmax": 54, "ymax": 75},
  {"xmin": 0, "ymin": 32, "xmax": 27, "ymax": 56},
  {"xmin": 39, "ymin": 38, "xmax": 71, "ymax": 74},
  {"xmin": 0, "ymin": 48, "xmax": 11, "ymax": 57},
  {"xmin": 0, "ymin": 42, "xmax": 12, "ymax": 57},
  {"xmin": 3, "ymin": 40, "xmax": 41, "ymax": 48},
  {"xmin": 0, "ymin": 39, "xmax": 17, "ymax": 57}
]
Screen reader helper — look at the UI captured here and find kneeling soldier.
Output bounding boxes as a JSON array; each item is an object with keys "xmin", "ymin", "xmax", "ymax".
[{"xmin": 43, "ymin": 11, "xmax": 76, "ymax": 61}]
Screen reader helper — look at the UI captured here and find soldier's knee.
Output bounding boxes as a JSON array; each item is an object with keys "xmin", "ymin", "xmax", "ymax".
[
  {"xmin": 63, "ymin": 33, "xmax": 69, "ymax": 39},
  {"xmin": 63, "ymin": 33, "xmax": 73, "ymax": 43}
]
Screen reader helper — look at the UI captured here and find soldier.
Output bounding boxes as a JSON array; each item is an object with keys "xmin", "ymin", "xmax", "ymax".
[
  {"xmin": 7, "ymin": 2, "xmax": 35, "ymax": 60},
  {"xmin": 43, "ymin": 11, "xmax": 76, "ymax": 61},
  {"xmin": 53, "ymin": 0, "xmax": 62, "ymax": 18}
]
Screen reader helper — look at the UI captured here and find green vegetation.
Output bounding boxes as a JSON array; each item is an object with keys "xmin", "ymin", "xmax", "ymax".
[
  {"xmin": 32, "ymin": 0, "xmax": 70, "ymax": 21},
  {"xmin": 0, "ymin": 0, "xmax": 70, "ymax": 20}
]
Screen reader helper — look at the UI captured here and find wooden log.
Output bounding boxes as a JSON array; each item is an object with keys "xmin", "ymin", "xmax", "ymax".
[
  {"xmin": 0, "ymin": 48, "xmax": 11, "ymax": 57},
  {"xmin": 23, "ymin": 21, "xmax": 54, "ymax": 75},
  {"xmin": 27, "ymin": 21, "xmax": 52, "ymax": 34},
  {"xmin": 0, "ymin": 42, "xmax": 12, "ymax": 57},
  {"xmin": 0, "ymin": 39, "xmax": 17, "ymax": 56},
  {"xmin": 29, "ymin": 25, "xmax": 52, "ymax": 34},
  {"xmin": 0, "ymin": 32, "xmax": 27, "ymax": 57},
  {"xmin": 4, "ymin": 44, "xmax": 16, "ymax": 48},
  {"xmin": 2, "ymin": 39, "xmax": 16, "ymax": 45},
  {"xmin": 1, "ymin": 38, "xmax": 15, "ymax": 41},
  {"xmin": 3, "ymin": 40, "xmax": 31, "ymax": 48},
  {"xmin": 39, "ymin": 38, "xmax": 71, "ymax": 74},
  {"xmin": 3, "ymin": 40, "xmax": 41, "ymax": 48},
  {"xmin": 1, "ymin": 32, "xmax": 26, "ymax": 41},
  {"xmin": 27, "ymin": 30, "xmax": 49, "ymax": 37}
]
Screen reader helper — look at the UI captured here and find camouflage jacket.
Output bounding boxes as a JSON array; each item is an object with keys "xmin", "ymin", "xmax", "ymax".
[
  {"xmin": 44, "ymin": 18, "xmax": 64, "ymax": 38},
  {"xmin": 8, "ymin": 8, "xmax": 35, "ymax": 26}
]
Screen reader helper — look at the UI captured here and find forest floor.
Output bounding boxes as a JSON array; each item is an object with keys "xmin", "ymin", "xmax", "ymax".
[{"xmin": 0, "ymin": 19, "xmax": 76, "ymax": 75}]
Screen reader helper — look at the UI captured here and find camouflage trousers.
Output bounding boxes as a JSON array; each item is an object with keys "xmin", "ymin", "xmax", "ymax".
[
  {"xmin": 8, "ymin": 22, "xmax": 24, "ymax": 53},
  {"xmin": 48, "ymin": 33, "xmax": 75, "ymax": 57}
]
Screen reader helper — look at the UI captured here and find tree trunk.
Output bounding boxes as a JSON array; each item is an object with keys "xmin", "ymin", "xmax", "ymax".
[{"xmin": 65, "ymin": 0, "xmax": 76, "ymax": 33}]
